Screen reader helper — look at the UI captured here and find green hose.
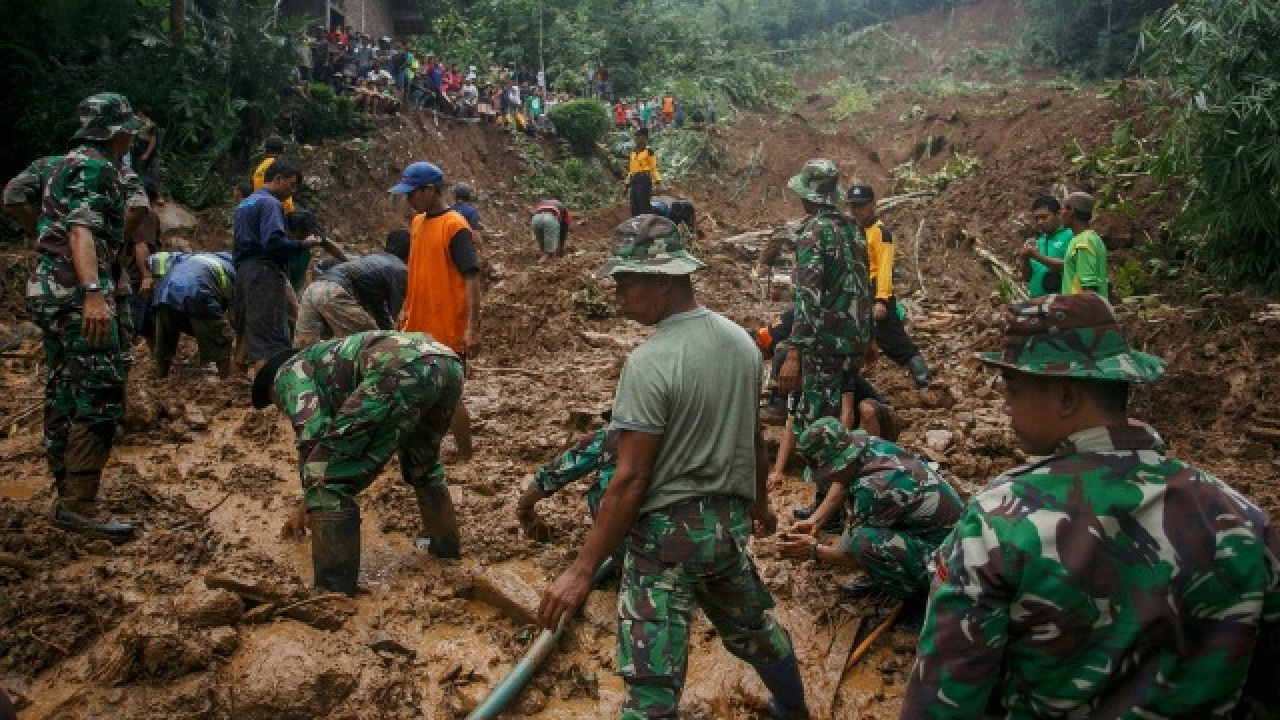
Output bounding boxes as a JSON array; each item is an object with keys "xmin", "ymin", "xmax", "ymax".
[{"xmin": 466, "ymin": 557, "xmax": 618, "ymax": 719}]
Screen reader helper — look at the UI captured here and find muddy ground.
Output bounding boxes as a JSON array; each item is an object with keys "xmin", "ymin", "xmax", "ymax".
[{"xmin": 2, "ymin": 1, "xmax": 1278, "ymax": 718}]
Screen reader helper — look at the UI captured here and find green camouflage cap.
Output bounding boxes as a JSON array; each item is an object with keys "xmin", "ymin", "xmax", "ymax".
[
  {"xmin": 797, "ymin": 417, "xmax": 873, "ymax": 484},
  {"xmin": 73, "ymin": 92, "xmax": 142, "ymax": 142},
  {"xmin": 594, "ymin": 214, "xmax": 706, "ymax": 278},
  {"xmin": 788, "ymin": 158, "xmax": 843, "ymax": 206},
  {"xmin": 978, "ymin": 293, "xmax": 1165, "ymax": 382}
]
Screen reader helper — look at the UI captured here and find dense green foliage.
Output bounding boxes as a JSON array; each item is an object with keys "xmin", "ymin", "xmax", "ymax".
[
  {"xmin": 1020, "ymin": 0, "xmax": 1171, "ymax": 77},
  {"xmin": 0, "ymin": 0, "xmax": 361, "ymax": 210},
  {"xmin": 548, "ymin": 100, "xmax": 611, "ymax": 155},
  {"xmin": 1139, "ymin": 0, "xmax": 1280, "ymax": 290}
]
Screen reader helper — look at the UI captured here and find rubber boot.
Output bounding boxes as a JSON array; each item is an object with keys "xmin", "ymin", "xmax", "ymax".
[
  {"xmin": 52, "ymin": 471, "xmax": 136, "ymax": 542},
  {"xmin": 838, "ymin": 576, "xmax": 883, "ymax": 600},
  {"xmin": 309, "ymin": 496, "xmax": 361, "ymax": 596},
  {"xmin": 907, "ymin": 355, "xmax": 932, "ymax": 390},
  {"xmin": 413, "ymin": 485, "xmax": 461, "ymax": 559},
  {"xmin": 755, "ymin": 651, "xmax": 810, "ymax": 720}
]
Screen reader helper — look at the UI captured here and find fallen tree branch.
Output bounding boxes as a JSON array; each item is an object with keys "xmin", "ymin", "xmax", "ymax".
[
  {"xmin": 913, "ymin": 218, "xmax": 928, "ymax": 301},
  {"xmin": 974, "ymin": 242, "xmax": 1029, "ymax": 301}
]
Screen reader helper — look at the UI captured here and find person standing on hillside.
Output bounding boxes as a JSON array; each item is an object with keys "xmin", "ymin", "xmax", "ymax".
[
  {"xmin": 256, "ymin": 331, "xmax": 466, "ymax": 594},
  {"xmin": 1060, "ymin": 191, "xmax": 1109, "ymax": 298},
  {"xmin": 625, "ymin": 128, "xmax": 660, "ymax": 218},
  {"xmin": 4, "ymin": 155, "xmax": 63, "ymax": 240},
  {"xmin": 232, "ymin": 159, "xmax": 312, "ymax": 368},
  {"xmin": 27, "ymin": 93, "xmax": 144, "ymax": 541},
  {"xmin": 530, "ymin": 198, "xmax": 571, "ymax": 257},
  {"xmin": 902, "ymin": 293, "xmax": 1280, "ymax": 718},
  {"xmin": 847, "ymin": 184, "xmax": 932, "ymax": 389},
  {"xmin": 251, "ymin": 136, "xmax": 296, "ymax": 215},
  {"xmin": 777, "ymin": 159, "xmax": 874, "ymax": 522},
  {"xmin": 390, "ymin": 161, "xmax": 482, "ymax": 461},
  {"xmin": 1016, "ymin": 194, "xmax": 1074, "ymax": 297},
  {"xmin": 537, "ymin": 216, "xmax": 809, "ymax": 720}
]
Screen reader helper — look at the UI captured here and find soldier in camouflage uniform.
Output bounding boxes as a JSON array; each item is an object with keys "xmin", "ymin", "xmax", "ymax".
[
  {"xmin": 4, "ymin": 155, "xmax": 63, "ymax": 239},
  {"xmin": 516, "ymin": 412, "xmax": 618, "ymax": 534},
  {"xmin": 777, "ymin": 159, "xmax": 874, "ymax": 525},
  {"xmin": 252, "ymin": 331, "xmax": 465, "ymax": 595},
  {"xmin": 902, "ymin": 293, "xmax": 1280, "ymax": 718},
  {"xmin": 777, "ymin": 417, "xmax": 962, "ymax": 602},
  {"xmin": 25, "ymin": 93, "xmax": 143, "ymax": 542},
  {"xmin": 537, "ymin": 216, "xmax": 808, "ymax": 720}
]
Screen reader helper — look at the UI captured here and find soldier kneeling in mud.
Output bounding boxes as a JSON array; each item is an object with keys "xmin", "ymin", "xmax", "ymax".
[
  {"xmin": 253, "ymin": 330, "xmax": 465, "ymax": 596},
  {"xmin": 776, "ymin": 417, "xmax": 963, "ymax": 621}
]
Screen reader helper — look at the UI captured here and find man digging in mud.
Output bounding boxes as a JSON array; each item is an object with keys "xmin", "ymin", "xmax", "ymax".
[
  {"xmin": 253, "ymin": 330, "xmax": 466, "ymax": 596},
  {"xmin": 537, "ymin": 216, "xmax": 809, "ymax": 720},
  {"xmin": 776, "ymin": 417, "xmax": 962, "ymax": 618},
  {"xmin": 902, "ymin": 293, "xmax": 1280, "ymax": 717},
  {"xmin": 27, "ymin": 93, "xmax": 146, "ymax": 541}
]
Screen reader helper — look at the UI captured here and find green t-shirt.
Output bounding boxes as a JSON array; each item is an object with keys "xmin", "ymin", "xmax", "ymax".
[
  {"xmin": 1062, "ymin": 229, "xmax": 1109, "ymax": 298},
  {"xmin": 1028, "ymin": 226, "xmax": 1073, "ymax": 297},
  {"xmin": 612, "ymin": 306, "xmax": 761, "ymax": 515}
]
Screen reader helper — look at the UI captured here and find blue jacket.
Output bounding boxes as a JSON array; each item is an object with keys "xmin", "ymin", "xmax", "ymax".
[
  {"xmin": 150, "ymin": 252, "xmax": 235, "ymax": 318},
  {"xmin": 232, "ymin": 188, "xmax": 308, "ymax": 266}
]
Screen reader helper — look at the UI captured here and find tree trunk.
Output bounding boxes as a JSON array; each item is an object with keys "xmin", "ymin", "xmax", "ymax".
[{"xmin": 170, "ymin": 0, "xmax": 185, "ymax": 40}]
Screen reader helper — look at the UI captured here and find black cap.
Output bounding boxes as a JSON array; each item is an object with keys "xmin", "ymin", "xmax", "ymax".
[
  {"xmin": 846, "ymin": 184, "xmax": 875, "ymax": 205},
  {"xmin": 251, "ymin": 349, "xmax": 300, "ymax": 409}
]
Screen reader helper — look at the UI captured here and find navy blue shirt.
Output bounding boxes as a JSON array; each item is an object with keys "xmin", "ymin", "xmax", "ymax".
[
  {"xmin": 232, "ymin": 188, "xmax": 308, "ymax": 266},
  {"xmin": 151, "ymin": 251, "xmax": 235, "ymax": 318},
  {"xmin": 450, "ymin": 201, "xmax": 482, "ymax": 231}
]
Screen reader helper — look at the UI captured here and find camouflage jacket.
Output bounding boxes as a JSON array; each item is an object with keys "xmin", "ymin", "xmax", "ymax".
[
  {"xmin": 275, "ymin": 331, "xmax": 459, "ymax": 451},
  {"xmin": 902, "ymin": 424, "xmax": 1280, "ymax": 719},
  {"xmin": 27, "ymin": 144, "xmax": 135, "ymax": 299},
  {"xmin": 790, "ymin": 209, "xmax": 872, "ymax": 356},
  {"xmin": 837, "ymin": 432, "xmax": 962, "ymax": 552},
  {"xmin": 3, "ymin": 155, "xmax": 61, "ymax": 212},
  {"xmin": 533, "ymin": 427, "xmax": 618, "ymax": 510}
]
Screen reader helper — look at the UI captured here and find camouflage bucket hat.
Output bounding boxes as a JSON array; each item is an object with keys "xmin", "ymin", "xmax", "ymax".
[
  {"xmin": 787, "ymin": 158, "xmax": 843, "ymax": 206},
  {"xmin": 73, "ymin": 93, "xmax": 143, "ymax": 142},
  {"xmin": 594, "ymin": 214, "xmax": 706, "ymax": 279},
  {"xmin": 977, "ymin": 293, "xmax": 1165, "ymax": 382},
  {"xmin": 797, "ymin": 417, "xmax": 871, "ymax": 484}
]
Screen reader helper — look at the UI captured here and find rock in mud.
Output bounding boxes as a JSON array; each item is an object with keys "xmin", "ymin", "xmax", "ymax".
[
  {"xmin": 176, "ymin": 587, "xmax": 244, "ymax": 628},
  {"xmin": 224, "ymin": 630, "xmax": 359, "ymax": 719}
]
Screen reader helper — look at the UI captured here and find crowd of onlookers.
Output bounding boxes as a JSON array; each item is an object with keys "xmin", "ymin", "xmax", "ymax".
[
  {"xmin": 612, "ymin": 95, "xmax": 716, "ymax": 133},
  {"xmin": 295, "ymin": 27, "xmax": 714, "ymax": 139}
]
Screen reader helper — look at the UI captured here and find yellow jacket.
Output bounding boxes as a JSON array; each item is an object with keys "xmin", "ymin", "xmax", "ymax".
[
  {"xmin": 626, "ymin": 148, "xmax": 660, "ymax": 184},
  {"xmin": 252, "ymin": 156, "xmax": 297, "ymax": 213},
  {"xmin": 865, "ymin": 219, "xmax": 894, "ymax": 300}
]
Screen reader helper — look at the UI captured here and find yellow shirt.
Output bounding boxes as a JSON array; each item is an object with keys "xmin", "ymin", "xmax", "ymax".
[
  {"xmin": 865, "ymin": 219, "xmax": 894, "ymax": 300},
  {"xmin": 627, "ymin": 148, "xmax": 660, "ymax": 184},
  {"xmin": 251, "ymin": 156, "xmax": 296, "ymax": 213}
]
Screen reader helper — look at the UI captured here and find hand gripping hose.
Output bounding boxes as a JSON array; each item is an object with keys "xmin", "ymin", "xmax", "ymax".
[{"xmin": 466, "ymin": 557, "xmax": 618, "ymax": 719}]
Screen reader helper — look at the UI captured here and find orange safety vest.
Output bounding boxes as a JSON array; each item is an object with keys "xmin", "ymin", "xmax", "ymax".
[{"xmin": 402, "ymin": 210, "xmax": 471, "ymax": 352}]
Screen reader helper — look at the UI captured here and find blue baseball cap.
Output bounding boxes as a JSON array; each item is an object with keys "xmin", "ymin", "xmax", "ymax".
[{"xmin": 389, "ymin": 161, "xmax": 445, "ymax": 194}]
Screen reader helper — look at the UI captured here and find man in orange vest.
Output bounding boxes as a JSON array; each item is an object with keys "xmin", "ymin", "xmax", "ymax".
[{"xmin": 389, "ymin": 162, "xmax": 481, "ymax": 460}]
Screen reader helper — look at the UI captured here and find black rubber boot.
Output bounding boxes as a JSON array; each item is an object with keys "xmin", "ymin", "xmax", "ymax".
[
  {"xmin": 755, "ymin": 650, "xmax": 810, "ymax": 720},
  {"xmin": 52, "ymin": 471, "xmax": 136, "ymax": 543},
  {"xmin": 791, "ymin": 486, "xmax": 825, "ymax": 521},
  {"xmin": 413, "ymin": 485, "xmax": 461, "ymax": 559},
  {"xmin": 309, "ymin": 497, "xmax": 361, "ymax": 596},
  {"xmin": 907, "ymin": 355, "xmax": 932, "ymax": 390},
  {"xmin": 838, "ymin": 576, "xmax": 883, "ymax": 600}
]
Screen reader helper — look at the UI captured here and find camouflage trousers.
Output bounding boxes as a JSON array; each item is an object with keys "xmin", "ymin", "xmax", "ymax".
[
  {"xmin": 618, "ymin": 496, "xmax": 793, "ymax": 719},
  {"xmin": 791, "ymin": 352, "xmax": 861, "ymax": 441},
  {"xmin": 296, "ymin": 354, "xmax": 464, "ymax": 512},
  {"xmin": 836, "ymin": 525, "xmax": 952, "ymax": 599},
  {"xmin": 27, "ymin": 294, "xmax": 129, "ymax": 483}
]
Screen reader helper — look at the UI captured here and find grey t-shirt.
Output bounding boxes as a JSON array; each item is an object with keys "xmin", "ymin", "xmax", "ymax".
[{"xmin": 612, "ymin": 306, "xmax": 761, "ymax": 515}]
